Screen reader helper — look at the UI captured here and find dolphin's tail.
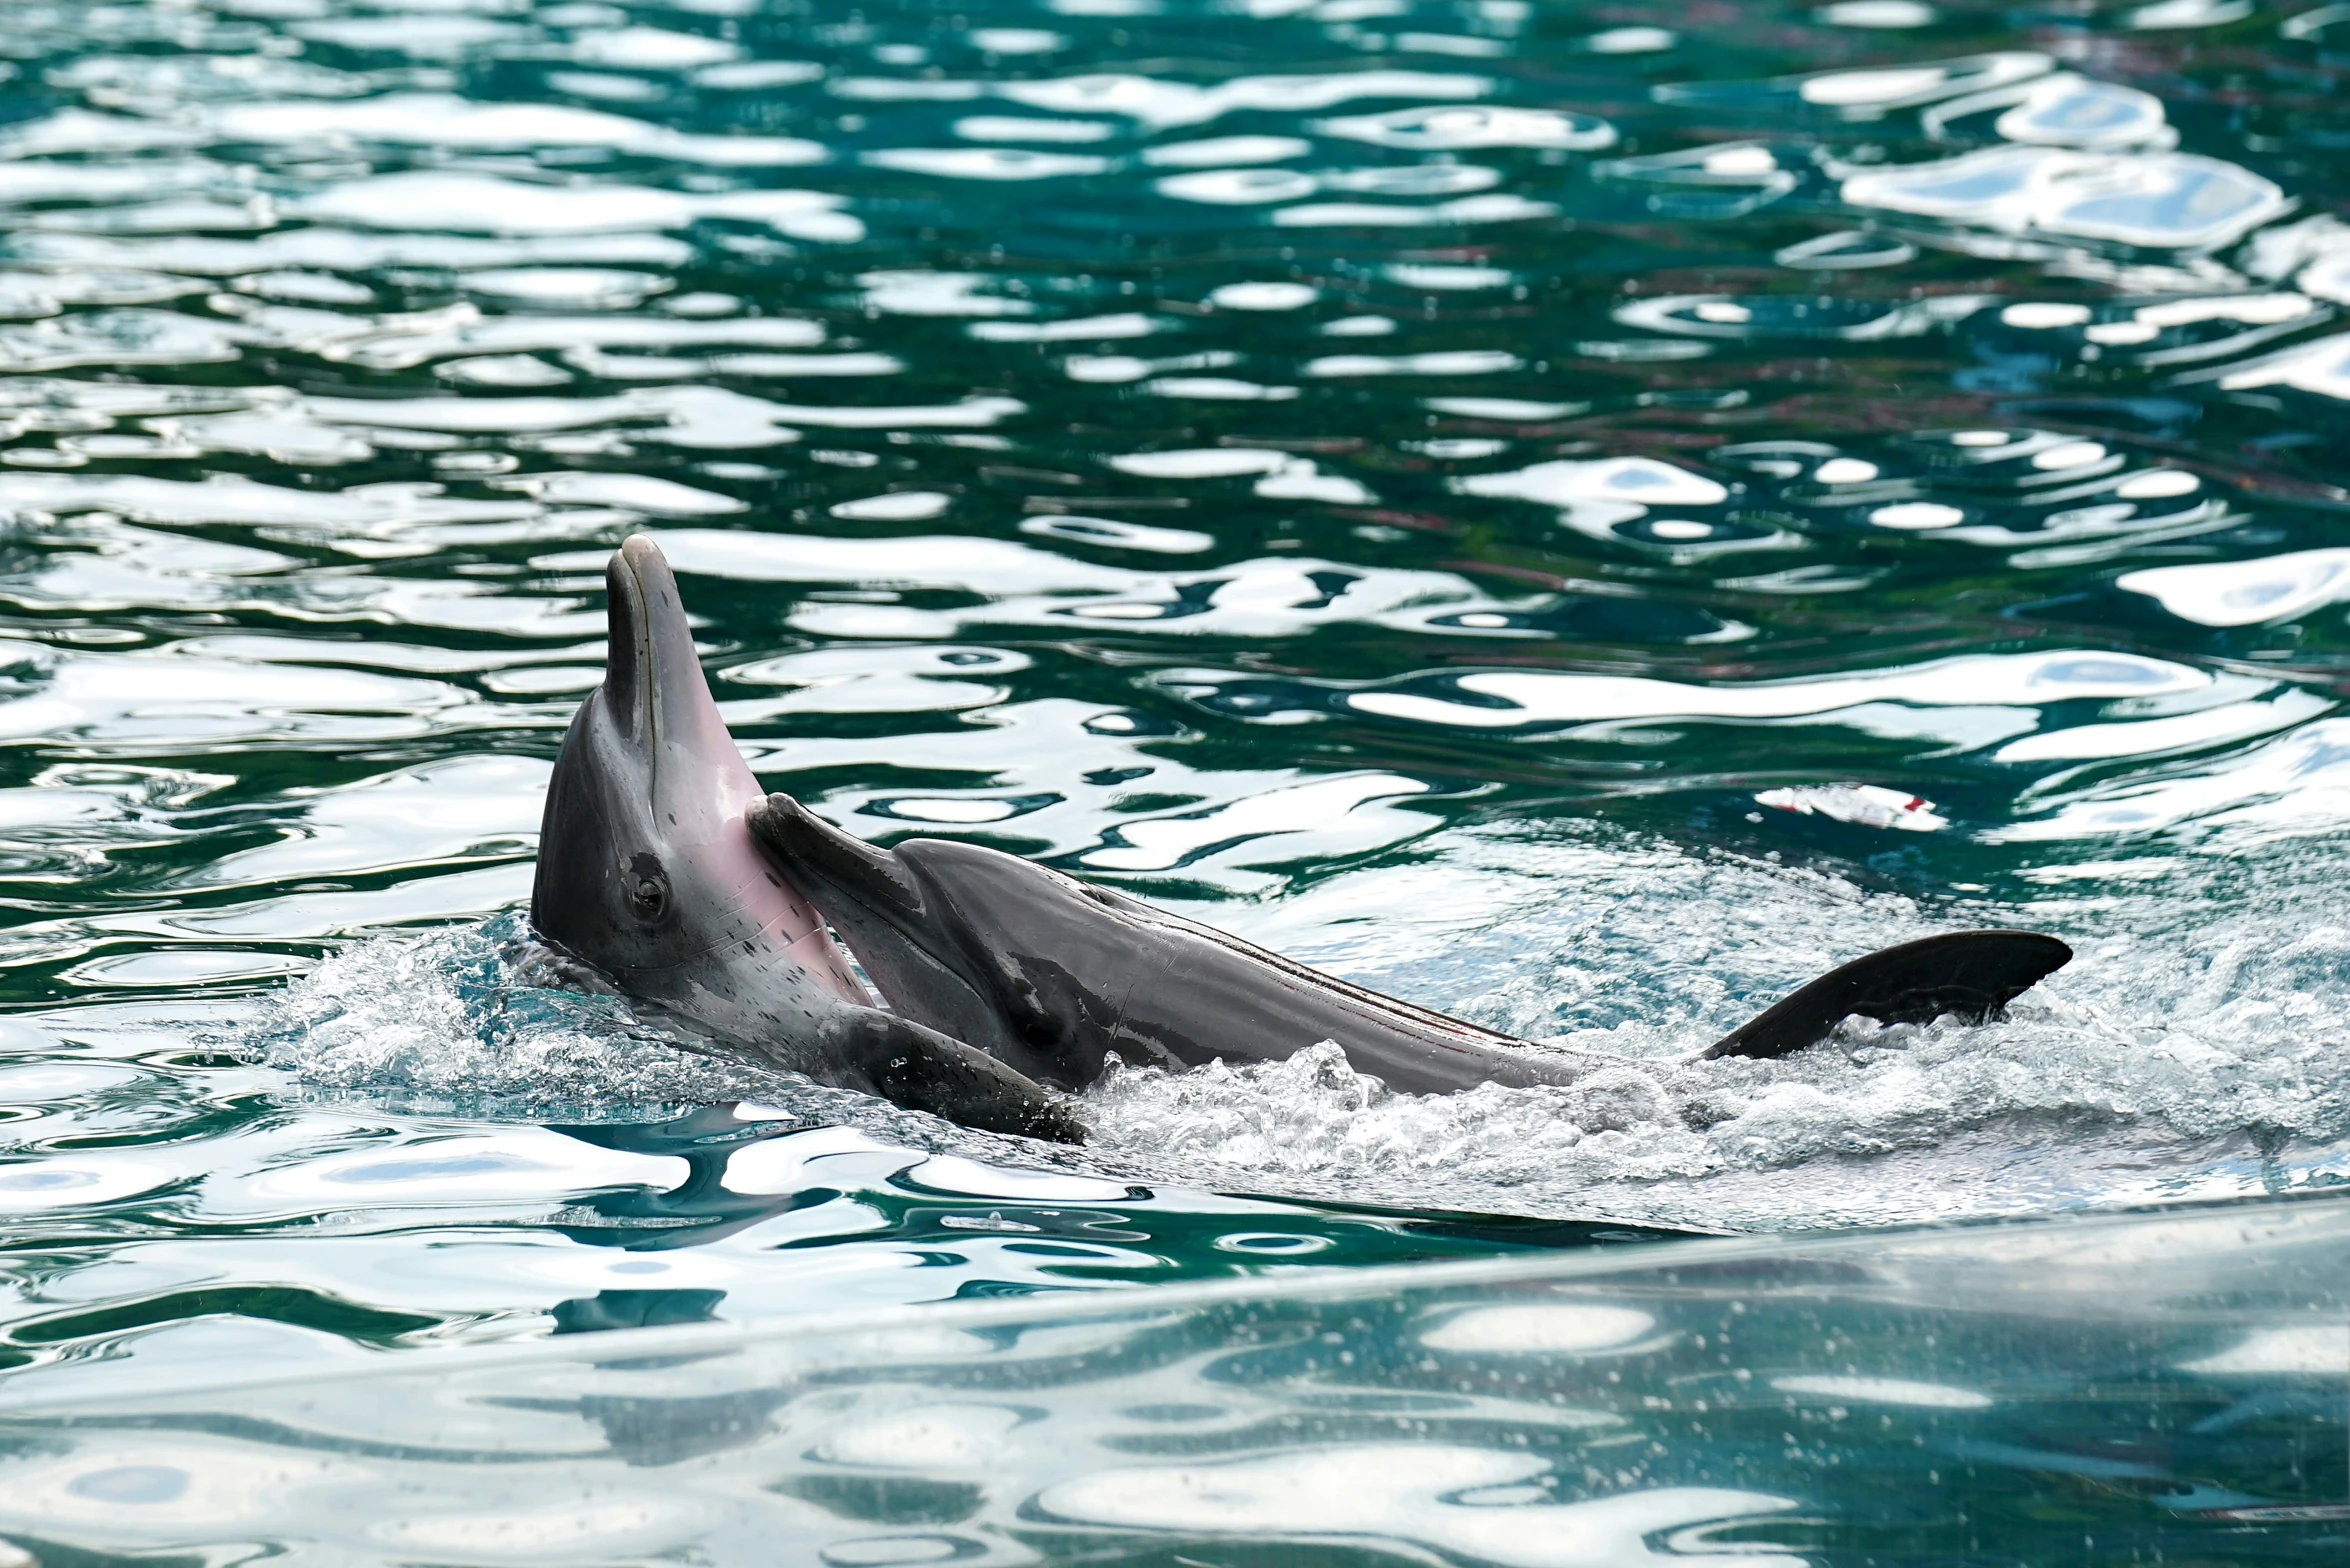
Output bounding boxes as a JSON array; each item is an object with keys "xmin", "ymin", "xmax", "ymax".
[{"xmin": 1698, "ymin": 930, "xmax": 2072, "ymax": 1060}]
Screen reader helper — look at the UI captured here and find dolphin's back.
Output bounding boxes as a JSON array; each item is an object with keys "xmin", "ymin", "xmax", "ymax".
[
  {"xmin": 755, "ymin": 797, "xmax": 2072, "ymax": 1115},
  {"xmin": 892, "ymin": 841, "xmax": 1598, "ymax": 1095},
  {"xmin": 1081, "ymin": 886, "xmax": 1597, "ymax": 1094}
]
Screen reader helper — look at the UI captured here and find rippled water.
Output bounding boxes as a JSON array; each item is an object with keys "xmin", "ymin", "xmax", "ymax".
[
  {"xmin": 5, "ymin": 1193, "xmax": 2348, "ymax": 1566},
  {"xmin": 0, "ymin": 0, "xmax": 2348, "ymax": 1472}
]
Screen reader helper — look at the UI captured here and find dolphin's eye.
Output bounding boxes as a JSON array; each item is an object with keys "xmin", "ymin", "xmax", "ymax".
[{"xmin": 625, "ymin": 853, "xmax": 668, "ymax": 919}]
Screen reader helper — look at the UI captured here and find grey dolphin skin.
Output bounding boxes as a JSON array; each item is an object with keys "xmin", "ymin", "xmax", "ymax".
[
  {"xmin": 529, "ymin": 536, "xmax": 1082, "ymax": 1142},
  {"xmin": 748, "ymin": 793, "xmax": 2073, "ymax": 1098}
]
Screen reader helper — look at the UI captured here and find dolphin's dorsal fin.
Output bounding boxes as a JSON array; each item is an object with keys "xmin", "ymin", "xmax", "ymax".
[{"xmin": 1699, "ymin": 930, "xmax": 2072, "ymax": 1061}]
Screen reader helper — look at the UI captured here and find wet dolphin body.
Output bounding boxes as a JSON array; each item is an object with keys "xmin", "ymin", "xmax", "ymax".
[
  {"xmin": 533, "ymin": 536, "xmax": 2071, "ymax": 1142},
  {"xmin": 749, "ymin": 795, "xmax": 2074, "ymax": 1099},
  {"xmin": 529, "ymin": 536, "xmax": 1082, "ymax": 1142}
]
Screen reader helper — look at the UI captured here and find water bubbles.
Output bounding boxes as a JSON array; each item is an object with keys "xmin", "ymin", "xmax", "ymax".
[{"xmin": 244, "ymin": 913, "xmax": 786, "ymax": 1117}]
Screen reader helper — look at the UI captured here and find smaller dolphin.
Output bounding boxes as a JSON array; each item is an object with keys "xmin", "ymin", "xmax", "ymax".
[
  {"xmin": 529, "ymin": 536, "xmax": 1081, "ymax": 1142},
  {"xmin": 749, "ymin": 794, "xmax": 2073, "ymax": 1099}
]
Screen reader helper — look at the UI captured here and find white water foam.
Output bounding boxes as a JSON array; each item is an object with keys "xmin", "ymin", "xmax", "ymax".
[
  {"xmin": 244, "ymin": 912, "xmax": 786, "ymax": 1118},
  {"xmin": 1076, "ymin": 823, "xmax": 2350, "ymax": 1227}
]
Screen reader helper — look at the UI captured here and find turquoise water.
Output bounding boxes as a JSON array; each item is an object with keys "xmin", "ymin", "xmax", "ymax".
[
  {"xmin": 1, "ymin": 1193, "xmax": 2344, "ymax": 1563},
  {"xmin": 1, "ymin": 0, "xmax": 2349, "ymax": 1555}
]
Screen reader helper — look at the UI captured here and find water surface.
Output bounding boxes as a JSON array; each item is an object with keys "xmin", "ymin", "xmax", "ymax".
[
  {"xmin": 4, "ymin": 1192, "xmax": 2346, "ymax": 1565},
  {"xmin": 0, "ymin": 0, "xmax": 2348, "ymax": 1423}
]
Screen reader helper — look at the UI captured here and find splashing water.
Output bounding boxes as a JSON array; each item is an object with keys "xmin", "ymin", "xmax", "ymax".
[
  {"xmin": 241, "ymin": 814, "xmax": 2350, "ymax": 1232},
  {"xmin": 243, "ymin": 912, "xmax": 788, "ymax": 1118},
  {"xmin": 1071, "ymin": 829, "xmax": 2350, "ymax": 1227}
]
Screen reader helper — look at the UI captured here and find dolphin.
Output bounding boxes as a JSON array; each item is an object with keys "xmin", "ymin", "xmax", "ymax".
[
  {"xmin": 528, "ymin": 536, "xmax": 1082, "ymax": 1142},
  {"xmin": 531, "ymin": 536, "xmax": 2071, "ymax": 1142},
  {"xmin": 748, "ymin": 793, "xmax": 2073, "ymax": 1098}
]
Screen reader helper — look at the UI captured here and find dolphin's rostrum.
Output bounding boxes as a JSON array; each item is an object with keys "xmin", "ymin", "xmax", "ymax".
[{"xmin": 534, "ymin": 536, "xmax": 2072, "ymax": 1142}]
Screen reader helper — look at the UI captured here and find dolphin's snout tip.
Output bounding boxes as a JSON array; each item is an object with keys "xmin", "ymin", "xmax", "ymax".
[
  {"xmin": 750, "ymin": 792, "xmax": 927, "ymax": 917},
  {"xmin": 613, "ymin": 532, "xmax": 675, "ymax": 603},
  {"xmin": 599, "ymin": 532, "xmax": 711, "ymax": 755},
  {"xmin": 747, "ymin": 790, "xmax": 819, "ymax": 848}
]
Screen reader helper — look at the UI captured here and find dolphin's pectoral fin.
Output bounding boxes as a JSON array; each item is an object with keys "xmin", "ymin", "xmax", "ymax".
[
  {"xmin": 749, "ymin": 793, "xmax": 925, "ymax": 917},
  {"xmin": 1699, "ymin": 930, "xmax": 2072, "ymax": 1061},
  {"xmin": 841, "ymin": 1010, "xmax": 1087, "ymax": 1144}
]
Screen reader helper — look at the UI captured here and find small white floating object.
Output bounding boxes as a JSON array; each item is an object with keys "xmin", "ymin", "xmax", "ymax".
[{"xmin": 1756, "ymin": 783, "xmax": 1948, "ymax": 831}]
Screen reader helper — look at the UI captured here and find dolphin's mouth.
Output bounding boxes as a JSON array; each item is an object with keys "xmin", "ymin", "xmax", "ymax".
[{"xmin": 601, "ymin": 535, "xmax": 657, "ymax": 749}]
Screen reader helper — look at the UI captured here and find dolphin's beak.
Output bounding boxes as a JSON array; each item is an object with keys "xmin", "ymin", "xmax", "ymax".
[
  {"xmin": 750, "ymin": 792, "xmax": 927, "ymax": 921},
  {"xmin": 600, "ymin": 536, "xmax": 655, "ymax": 744},
  {"xmin": 604, "ymin": 534, "xmax": 761, "ymax": 813}
]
